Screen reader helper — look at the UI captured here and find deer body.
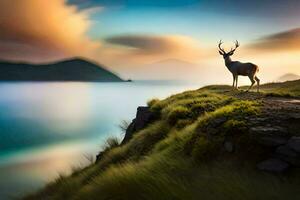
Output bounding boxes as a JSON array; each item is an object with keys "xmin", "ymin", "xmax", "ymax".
[{"xmin": 219, "ymin": 40, "xmax": 260, "ymax": 92}]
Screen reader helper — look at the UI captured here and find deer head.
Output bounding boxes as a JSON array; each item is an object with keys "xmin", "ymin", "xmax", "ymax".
[{"xmin": 218, "ymin": 40, "xmax": 240, "ymax": 59}]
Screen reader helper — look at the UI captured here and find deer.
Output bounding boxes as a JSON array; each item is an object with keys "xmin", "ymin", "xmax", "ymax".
[{"xmin": 218, "ymin": 40, "xmax": 260, "ymax": 92}]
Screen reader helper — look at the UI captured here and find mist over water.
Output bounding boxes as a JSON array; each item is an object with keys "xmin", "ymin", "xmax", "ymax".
[{"xmin": 0, "ymin": 81, "xmax": 201, "ymax": 199}]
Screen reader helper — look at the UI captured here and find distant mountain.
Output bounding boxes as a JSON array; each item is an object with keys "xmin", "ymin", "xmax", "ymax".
[
  {"xmin": 135, "ymin": 59, "xmax": 202, "ymax": 80},
  {"xmin": 150, "ymin": 58, "xmax": 199, "ymax": 66},
  {"xmin": 0, "ymin": 58, "xmax": 123, "ymax": 82},
  {"xmin": 277, "ymin": 73, "xmax": 300, "ymax": 82}
]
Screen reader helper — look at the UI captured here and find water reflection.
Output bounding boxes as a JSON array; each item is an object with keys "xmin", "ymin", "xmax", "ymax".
[
  {"xmin": 0, "ymin": 82, "xmax": 92, "ymax": 132},
  {"xmin": 0, "ymin": 81, "xmax": 200, "ymax": 199},
  {"xmin": 0, "ymin": 141, "xmax": 97, "ymax": 199}
]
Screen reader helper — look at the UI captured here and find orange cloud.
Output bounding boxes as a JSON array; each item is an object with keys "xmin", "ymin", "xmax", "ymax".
[
  {"xmin": 102, "ymin": 34, "xmax": 202, "ymax": 65},
  {"xmin": 248, "ymin": 28, "xmax": 300, "ymax": 52},
  {"xmin": 0, "ymin": 0, "xmax": 205, "ymax": 79},
  {"xmin": 0, "ymin": 0, "xmax": 101, "ymax": 63}
]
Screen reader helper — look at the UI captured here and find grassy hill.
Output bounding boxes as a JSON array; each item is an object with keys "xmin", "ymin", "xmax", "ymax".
[
  {"xmin": 258, "ymin": 79, "xmax": 300, "ymax": 97},
  {"xmin": 24, "ymin": 80, "xmax": 300, "ymax": 200}
]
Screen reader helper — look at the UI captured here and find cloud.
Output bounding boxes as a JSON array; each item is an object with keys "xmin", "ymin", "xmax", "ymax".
[
  {"xmin": 0, "ymin": 0, "xmax": 101, "ymax": 62},
  {"xmin": 0, "ymin": 0, "xmax": 202, "ymax": 69},
  {"xmin": 69, "ymin": 0, "xmax": 201, "ymax": 7},
  {"xmin": 104, "ymin": 34, "xmax": 202, "ymax": 64},
  {"xmin": 248, "ymin": 28, "xmax": 300, "ymax": 52},
  {"xmin": 106, "ymin": 35, "xmax": 177, "ymax": 54}
]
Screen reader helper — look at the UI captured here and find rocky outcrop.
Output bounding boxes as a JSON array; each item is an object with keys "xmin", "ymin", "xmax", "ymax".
[
  {"xmin": 275, "ymin": 145, "xmax": 300, "ymax": 166},
  {"xmin": 250, "ymin": 125, "xmax": 300, "ymax": 172},
  {"xmin": 96, "ymin": 106, "xmax": 156, "ymax": 162},
  {"xmin": 258, "ymin": 136, "xmax": 288, "ymax": 147},
  {"xmin": 121, "ymin": 106, "xmax": 157, "ymax": 144},
  {"xmin": 257, "ymin": 158, "xmax": 290, "ymax": 173},
  {"xmin": 223, "ymin": 140, "xmax": 234, "ymax": 153},
  {"xmin": 244, "ymin": 98, "xmax": 300, "ymax": 173},
  {"xmin": 253, "ymin": 135, "xmax": 300, "ymax": 172},
  {"xmin": 288, "ymin": 137, "xmax": 300, "ymax": 153}
]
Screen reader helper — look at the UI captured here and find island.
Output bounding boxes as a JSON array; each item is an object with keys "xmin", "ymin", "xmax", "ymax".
[{"xmin": 0, "ymin": 58, "xmax": 124, "ymax": 82}]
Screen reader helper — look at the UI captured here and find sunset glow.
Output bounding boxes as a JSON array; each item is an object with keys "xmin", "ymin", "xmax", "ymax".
[{"xmin": 0, "ymin": 0, "xmax": 300, "ymax": 82}]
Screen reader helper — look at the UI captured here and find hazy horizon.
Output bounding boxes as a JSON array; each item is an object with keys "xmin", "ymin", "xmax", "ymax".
[{"xmin": 1, "ymin": 0, "xmax": 300, "ymax": 82}]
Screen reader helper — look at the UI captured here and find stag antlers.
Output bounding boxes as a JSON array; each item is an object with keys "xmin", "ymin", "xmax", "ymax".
[
  {"xmin": 218, "ymin": 40, "xmax": 240, "ymax": 55},
  {"xmin": 218, "ymin": 40, "xmax": 225, "ymax": 54}
]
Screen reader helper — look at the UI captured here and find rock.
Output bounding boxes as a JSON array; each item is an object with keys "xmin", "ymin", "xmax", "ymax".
[
  {"xmin": 250, "ymin": 126, "xmax": 289, "ymax": 147},
  {"xmin": 257, "ymin": 158, "xmax": 289, "ymax": 173},
  {"xmin": 247, "ymin": 117, "xmax": 269, "ymax": 126},
  {"xmin": 250, "ymin": 126, "xmax": 288, "ymax": 136},
  {"xmin": 276, "ymin": 145, "xmax": 298, "ymax": 157},
  {"xmin": 224, "ymin": 141, "xmax": 234, "ymax": 153},
  {"xmin": 275, "ymin": 145, "xmax": 300, "ymax": 166},
  {"xmin": 96, "ymin": 151, "xmax": 104, "ymax": 162},
  {"xmin": 97, "ymin": 106, "xmax": 156, "ymax": 162},
  {"xmin": 207, "ymin": 127, "xmax": 218, "ymax": 135},
  {"xmin": 287, "ymin": 137, "xmax": 300, "ymax": 153},
  {"xmin": 253, "ymin": 117, "xmax": 268, "ymax": 122},
  {"xmin": 212, "ymin": 117, "xmax": 227, "ymax": 127},
  {"xmin": 121, "ymin": 106, "xmax": 156, "ymax": 144},
  {"xmin": 287, "ymin": 113, "xmax": 300, "ymax": 119},
  {"xmin": 258, "ymin": 136, "xmax": 288, "ymax": 147},
  {"xmin": 276, "ymin": 155, "xmax": 300, "ymax": 167},
  {"xmin": 121, "ymin": 119, "xmax": 136, "ymax": 144},
  {"xmin": 134, "ymin": 106, "xmax": 155, "ymax": 131},
  {"xmin": 206, "ymin": 117, "xmax": 227, "ymax": 135}
]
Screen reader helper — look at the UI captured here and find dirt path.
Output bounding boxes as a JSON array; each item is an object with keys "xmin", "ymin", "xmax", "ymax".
[
  {"xmin": 225, "ymin": 91, "xmax": 300, "ymax": 135},
  {"xmin": 262, "ymin": 100, "xmax": 299, "ymax": 137},
  {"xmin": 263, "ymin": 98, "xmax": 300, "ymax": 112},
  {"xmin": 228, "ymin": 91, "xmax": 300, "ymax": 109}
]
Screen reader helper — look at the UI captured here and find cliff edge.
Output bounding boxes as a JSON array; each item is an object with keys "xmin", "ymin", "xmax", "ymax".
[{"xmin": 24, "ymin": 80, "xmax": 300, "ymax": 200}]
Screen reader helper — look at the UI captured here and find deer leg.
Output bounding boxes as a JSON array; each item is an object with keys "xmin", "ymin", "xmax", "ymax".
[
  {"xmin": 247, "ymin": 76, "xmax": 255, "ymax": 92},
  {"xmin": 235, "ymin": 76, "xmax": 239, "ymax": 89},
  {"xmin": 255, "ymin": 76, "xmax": 260, "ymax": 92},
  {"xmin": 232, "ymin": 75, "xmax": 236, "ymax": 90}
]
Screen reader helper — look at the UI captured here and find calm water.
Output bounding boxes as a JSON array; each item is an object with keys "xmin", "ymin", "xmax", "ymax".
[{"xmin": 0, "ymin": 81, "xmax": 200, "ymax": 199}]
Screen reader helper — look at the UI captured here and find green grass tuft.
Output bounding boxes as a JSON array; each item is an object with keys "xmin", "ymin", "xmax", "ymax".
[{"xmin": 24, "ymin": 81, "xmax": 300, "ymax": 200}]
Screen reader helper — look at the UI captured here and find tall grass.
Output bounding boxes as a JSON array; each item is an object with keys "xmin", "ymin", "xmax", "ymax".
[{"xmin": 24, "ymin": 83, "xmax": 300, "ymax": 200}]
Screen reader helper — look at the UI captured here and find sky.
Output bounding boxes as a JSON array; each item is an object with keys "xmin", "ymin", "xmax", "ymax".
[{"xmin": 0, "ymin": 0, "xmax": 300, "ymax": 82}]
